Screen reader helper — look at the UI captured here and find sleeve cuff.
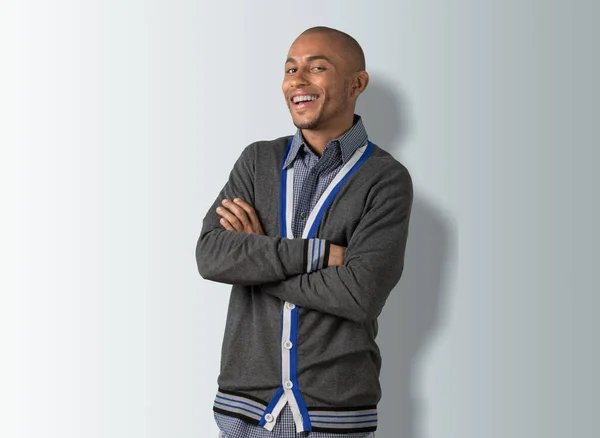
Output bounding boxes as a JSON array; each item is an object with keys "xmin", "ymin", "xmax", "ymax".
[{"xmin": 303, "ymin": 238, "xmax": 331, "ymax": 273}]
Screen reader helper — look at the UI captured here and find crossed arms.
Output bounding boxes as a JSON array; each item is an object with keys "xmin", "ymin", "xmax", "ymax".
[{"xmin": 196, "ymin": 145, "xmax": 413, "ymax": 323}]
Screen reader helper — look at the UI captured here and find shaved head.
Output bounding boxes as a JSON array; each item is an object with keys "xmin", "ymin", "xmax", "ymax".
[
  {"xmin": 283, "ymin": 26, "xmax": 369, "ymax": 137},
  {"xmin": 297, "ymin": 26, "xmax": 366, "ymax": 71}
]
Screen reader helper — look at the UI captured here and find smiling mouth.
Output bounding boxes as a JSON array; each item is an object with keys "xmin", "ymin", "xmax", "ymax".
[{"xmin": 291, "ymin": 94, "xmax": 319, "ymax": 105}]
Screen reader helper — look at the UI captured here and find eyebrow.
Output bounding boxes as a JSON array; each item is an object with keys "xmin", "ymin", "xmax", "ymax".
[{"xmin": 286, "ymin": 55, "xmax": 332, "ymax": 64}]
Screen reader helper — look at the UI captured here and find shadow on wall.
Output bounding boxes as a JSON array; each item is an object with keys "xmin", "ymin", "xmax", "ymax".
[{"xmin": 357, "ymin": 75, "xmax": 458, "ymax": 438}]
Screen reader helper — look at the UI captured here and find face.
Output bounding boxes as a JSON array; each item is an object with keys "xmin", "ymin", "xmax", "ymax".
[{"xmin": 282, "ymin": 33, "xmax": 356, "ymax": 131}]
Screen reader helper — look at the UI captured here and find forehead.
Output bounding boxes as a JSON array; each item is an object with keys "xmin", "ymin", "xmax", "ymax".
[{"xmin": 286, "ymin": 33, "xmax": 344, "ymax": 62}]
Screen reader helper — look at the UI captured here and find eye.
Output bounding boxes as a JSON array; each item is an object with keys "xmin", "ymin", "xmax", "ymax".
[
  {"xmin": 286, "ymin": 68, "xmax": 297, "ymax": 74},
  {"xmin": 311, "ymin": 66, "xmax": 326, "ymax": 72}
]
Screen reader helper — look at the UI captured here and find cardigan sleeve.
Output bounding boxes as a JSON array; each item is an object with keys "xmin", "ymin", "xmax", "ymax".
[
  {"xmin": 195, "ymin": 143, "xmax": 331, "ymax": 286},
  {"xmin": 260, "ymin": 164, "xmax": 413, "ymax": 323}
]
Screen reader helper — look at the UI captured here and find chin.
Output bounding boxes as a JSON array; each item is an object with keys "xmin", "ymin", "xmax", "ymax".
[
  {"xmin": 291, "ymin": 112, "xmax": 322, "ymax": 130},
  {"xmin": 293, "ymin": 118, "xmax": 321, "ymax": 130}
]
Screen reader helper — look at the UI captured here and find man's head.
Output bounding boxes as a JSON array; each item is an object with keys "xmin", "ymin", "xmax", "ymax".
[{"xmin": 282, "ymin": 26, "xmax": 369, "ymax": 132}]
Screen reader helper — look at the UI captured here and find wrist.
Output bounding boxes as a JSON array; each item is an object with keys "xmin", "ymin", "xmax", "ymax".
[{"xmin": 328, "ymin": 244, "xmax": 345, "ymax": 267}]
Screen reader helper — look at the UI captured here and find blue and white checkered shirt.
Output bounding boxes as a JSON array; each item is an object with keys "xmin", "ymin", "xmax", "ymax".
[
  {"xmin": 214, "ymin": 116, "xmax": 371, "ymax": 437},
  {"xmin": 285, "ymin": 116, "xmax": 369, "ymax": 239}
]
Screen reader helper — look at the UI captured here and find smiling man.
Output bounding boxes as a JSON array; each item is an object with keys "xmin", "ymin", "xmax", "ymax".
[{"xmin": 196, "ymin": 26, "xmax": 413, "ymax": 438}]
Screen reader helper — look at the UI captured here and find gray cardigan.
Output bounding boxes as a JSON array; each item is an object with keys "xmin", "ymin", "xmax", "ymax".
[{"xmin": 196, "ymin": 135, "xmax": 413, "ymax": 434}]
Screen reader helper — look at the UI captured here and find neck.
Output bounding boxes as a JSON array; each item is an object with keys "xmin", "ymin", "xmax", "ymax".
[{"xmin": 301, "ymin": 114, "xmax": 356, "ymax": 156}]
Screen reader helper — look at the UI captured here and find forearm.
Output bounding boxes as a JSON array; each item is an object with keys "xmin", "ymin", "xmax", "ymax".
[
  {"xmin": 196, "ymin": 225, "xmax": 330, "ymax": 285},
  {"xmin": 260, "ymin": 244, "xmax": 406, "ymax": 323}
]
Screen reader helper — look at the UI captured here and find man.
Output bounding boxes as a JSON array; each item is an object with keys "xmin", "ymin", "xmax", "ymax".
[{"xmin": 196, "ymin": 26, "xmax": 413, "ymax": 438}]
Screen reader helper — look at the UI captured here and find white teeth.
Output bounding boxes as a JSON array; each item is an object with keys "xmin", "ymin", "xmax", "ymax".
[{"xmin": 292, "ymin": 95, "xmax": 317, "ymax": 103}]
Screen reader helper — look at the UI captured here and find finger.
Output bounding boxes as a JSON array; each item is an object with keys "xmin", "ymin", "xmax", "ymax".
[
  {"xmin": 233, "ymin": 198, "xmax": 263, "ymax": 232},
  {"xmin": 216, "ymin": 206, "xmax": 244, "ymax": 231},
  {"xmin": 221, "ymin": 199, "xmax": 250, "ymax": 229},
  {"xmin": 232, "ymin": 198, "xmax": 256, "ymax": 218},
  {"xmin": 219, "ymin": 218, "xmax": 235, "ymax": 231}
]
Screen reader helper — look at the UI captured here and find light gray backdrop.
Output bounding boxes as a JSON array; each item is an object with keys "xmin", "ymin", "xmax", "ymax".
[{"xmin": 1, "ymin": 1, "xmax": 597, "ymax": 437}]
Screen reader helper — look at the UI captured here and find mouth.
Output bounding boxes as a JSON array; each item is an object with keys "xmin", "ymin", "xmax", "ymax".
[{"xmin": 290, "ymin": 94, "xmax": 319, "ymax": 110}]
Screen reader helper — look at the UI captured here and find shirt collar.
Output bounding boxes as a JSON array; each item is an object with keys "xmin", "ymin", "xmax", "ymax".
[{"xmin": 282, "ymin": 115, "xmax": 368, "ymax": 169}]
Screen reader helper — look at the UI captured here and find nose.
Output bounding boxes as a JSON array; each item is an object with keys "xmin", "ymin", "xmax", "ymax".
[{"xmin": 288, "ymin": 69, "xmax": 309, "ymax": 88}]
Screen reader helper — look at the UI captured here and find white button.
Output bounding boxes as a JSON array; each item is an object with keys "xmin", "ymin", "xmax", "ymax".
[
  {"xmin": 286, "ymin": 302, "xmax": 296, "ymax": 310},
  {"xmin": 300, "ymin": 211, "xmax": 306, "ymax": 218},
  {"xmin": 284, "ymin": 340, "xmax": 293, "ymax": 350},
  {"xmin": 265, "ymin": 413, "xmax": 274, "ymax": 423},
  {"xmin": 284, "ymin": 380, "xmax": 294, "ymax": 389}
]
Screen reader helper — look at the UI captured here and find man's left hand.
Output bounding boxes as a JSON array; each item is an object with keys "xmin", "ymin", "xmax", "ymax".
[{"xmin": 216, "ymin": 198, "xmax": 265, "ymax": 235}]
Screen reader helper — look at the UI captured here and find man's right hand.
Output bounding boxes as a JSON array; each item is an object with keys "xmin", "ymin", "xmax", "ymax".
[{"xmin": 328, "ymin": 244, "xmax": 346, "ymax": 266}]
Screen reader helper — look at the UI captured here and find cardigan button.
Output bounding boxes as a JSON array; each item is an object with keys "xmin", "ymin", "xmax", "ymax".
[
  {"xmin": 284, "ymin": 380, "xmax": 294, "ymax": 389},
  {"xmin": 284, "ymin": 340, "xmax": 293, "ymax": 350},
  {"xmin": 286, "ymin": 302, "xmax": 296, "ymax": 310},
  {"xmin": 265, "ymin": 413, "xmax": 274, "ymax": 423}
]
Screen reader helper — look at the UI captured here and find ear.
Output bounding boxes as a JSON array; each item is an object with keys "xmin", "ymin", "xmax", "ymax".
[{"xmin": 350, "ymin": 71, "xmax": 369, "ymax": 98}]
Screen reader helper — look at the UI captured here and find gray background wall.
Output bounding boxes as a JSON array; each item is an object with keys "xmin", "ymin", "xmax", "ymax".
[{"xmin": 0, "ymin": 1, "xmax": 596, "ymax": 437}]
